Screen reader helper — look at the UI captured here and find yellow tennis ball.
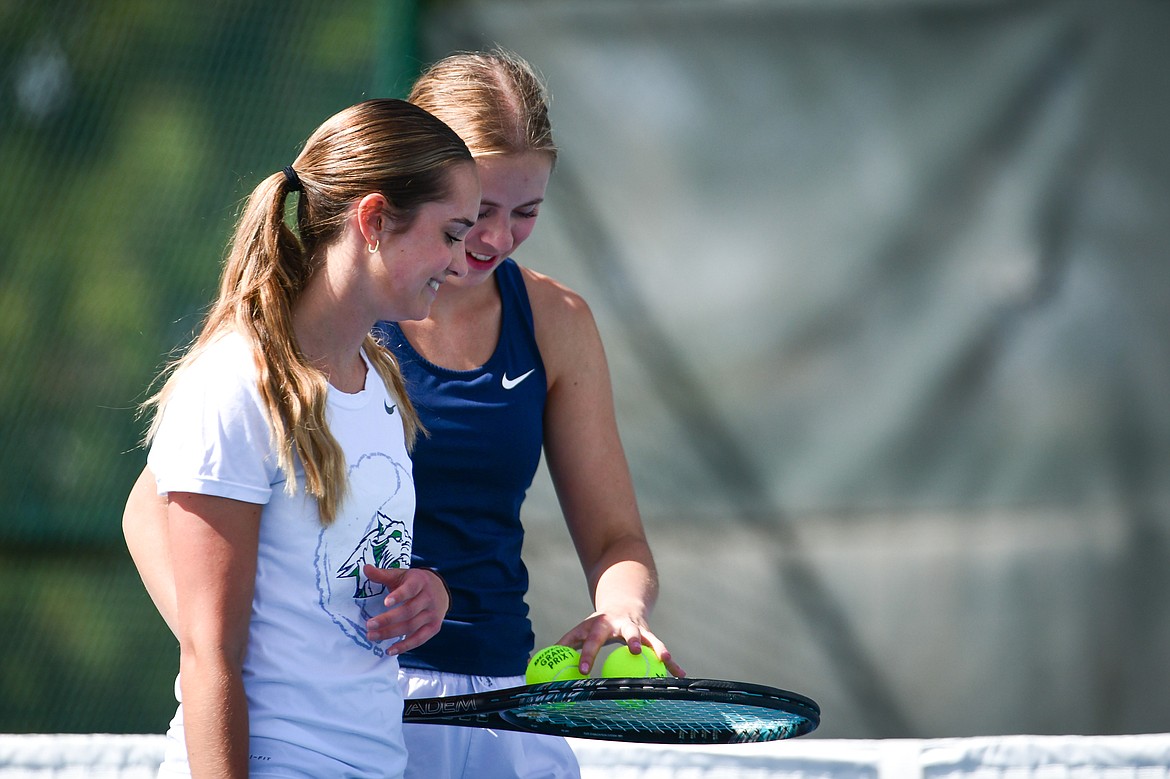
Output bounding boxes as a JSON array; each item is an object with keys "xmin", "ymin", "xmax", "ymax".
[
  {"xmin": 526, "ymin": 645, "xmax": 588, "ymax": 684},
  {"xmin": 601, "ymin": 645, "xmax": 668, "ymax": 678}
]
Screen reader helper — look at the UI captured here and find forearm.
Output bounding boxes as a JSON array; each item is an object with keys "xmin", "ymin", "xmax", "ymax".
[
  {"xmin": 179, "ymin": 652, "xmax": 250, "ymax": 778},
  {"xmin": 588, "ymin": 536, "xmax": 659, "ymax": 622}
]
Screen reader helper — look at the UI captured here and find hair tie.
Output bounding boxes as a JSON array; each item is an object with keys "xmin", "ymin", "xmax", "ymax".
[{"xmin": 282, "ymin": 165, "xmax": 303, "ymax": 192}]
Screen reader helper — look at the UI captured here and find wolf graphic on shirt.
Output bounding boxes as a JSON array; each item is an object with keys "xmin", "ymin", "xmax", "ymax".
[{"xmin": 335, "ymin": 511, "xmax": 412, "ymax": 598}]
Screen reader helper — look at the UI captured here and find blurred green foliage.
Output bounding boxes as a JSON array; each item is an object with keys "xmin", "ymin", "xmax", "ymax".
[{"xmin": 0, "ymin": 0, "xmax": 420, "ymax": 733}]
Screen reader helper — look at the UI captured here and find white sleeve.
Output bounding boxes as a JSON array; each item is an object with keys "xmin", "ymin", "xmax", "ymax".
[{"xmin": 147, "ymin": 343, "xmax": 277, "ymax": 505}]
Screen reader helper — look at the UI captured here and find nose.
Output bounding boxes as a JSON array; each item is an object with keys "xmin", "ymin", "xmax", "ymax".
[
  {"xmin": 446, "ymin": 242, "xmax": 469, "ymax": 279},
  {"xmin": 475, "ymin": 215, "xmax": 513, "ymax": 257}
]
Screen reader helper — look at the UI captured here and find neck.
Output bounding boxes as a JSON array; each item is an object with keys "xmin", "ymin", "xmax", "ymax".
[{"xmin": 293, "ymin": 257, "xmax": 372, "ymax": 393}]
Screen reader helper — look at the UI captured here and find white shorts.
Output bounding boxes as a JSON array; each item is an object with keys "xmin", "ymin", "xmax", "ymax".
[{"xmin": 399, "ymin": 667, "xmax": 581, "ymax": 779}]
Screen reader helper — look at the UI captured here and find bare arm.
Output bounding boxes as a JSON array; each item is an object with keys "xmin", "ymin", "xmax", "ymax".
[
  {"xmin": 527, "ymin": 269, "xmax": 684, "ymax": 677},
  {"xmin": 168, "ymin": 491, "xmax": 260, "ymax": 778},
  {"xmin": 123, "ymin": 466, "xmax": 178, "ymax": 635}
]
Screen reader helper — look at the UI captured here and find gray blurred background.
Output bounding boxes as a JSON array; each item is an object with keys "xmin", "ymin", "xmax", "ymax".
[{"xmin": 2, "ymin": 0, "xmax": 1168, "ymax": 740}]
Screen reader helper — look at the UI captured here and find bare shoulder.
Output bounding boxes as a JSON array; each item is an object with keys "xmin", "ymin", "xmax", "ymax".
[
  {"xmin": 520, "ymin": 265, "xmax": 591, "ymax": 315},
  {"xmin": 519, "ymin": 265, "xmax": 605, "ymax": 374},
  {"xmin": 520, "ymin": 265, "xmax": 597, "ymax": 333}
]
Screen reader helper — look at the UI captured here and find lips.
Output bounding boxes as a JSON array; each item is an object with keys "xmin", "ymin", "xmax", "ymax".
[{"xmin": 467, "ymin": 251, "xmax": 498, "ymax": 270}]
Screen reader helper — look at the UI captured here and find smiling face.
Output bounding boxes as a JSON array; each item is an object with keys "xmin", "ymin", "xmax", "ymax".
[
  {"xmin": 376, "ymin": 161, "xmax": 481, "ymax": 321},
  {"xmin": 453, "ymin": 151, "xmax": 554, "ymax": 288}
]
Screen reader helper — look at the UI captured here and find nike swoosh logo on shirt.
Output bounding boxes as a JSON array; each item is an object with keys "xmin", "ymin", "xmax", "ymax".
[
  {"xmin": 385, "ymin": 401, "xmax": 397, "ymax": 415},
  {"xmin": 501, "ymin": 369, "xmax": 535, "ymax": 390}
]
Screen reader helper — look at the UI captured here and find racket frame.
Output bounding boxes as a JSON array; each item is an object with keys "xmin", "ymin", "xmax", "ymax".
[{"xmin": 402, "ymin": 676, "xmax": 820, "ymax": 744}]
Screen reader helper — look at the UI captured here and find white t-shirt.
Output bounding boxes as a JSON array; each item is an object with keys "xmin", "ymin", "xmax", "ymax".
[{"xmin": 148, "ymin": 332, "xmax": 414, "ymax": 778}]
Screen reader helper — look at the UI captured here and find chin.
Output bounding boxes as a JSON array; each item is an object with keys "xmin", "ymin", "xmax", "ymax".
[{"xmin": 459, "ymin": 266, "xmax": 500, "ymax": 289}]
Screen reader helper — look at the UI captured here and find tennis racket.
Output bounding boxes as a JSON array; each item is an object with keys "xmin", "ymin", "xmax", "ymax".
[{"xmin": 402, "ymin": 677, "xmax": 820, "ymax": 744}]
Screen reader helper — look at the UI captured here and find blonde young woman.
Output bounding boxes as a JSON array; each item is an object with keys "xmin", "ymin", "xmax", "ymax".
[
  {"xmin": 375, "ymin": 50, "xmax": 685, "ymax": 779},
  {"xmin": 136, "ymin": 98, "xmax": 478, "ymax": 778}
]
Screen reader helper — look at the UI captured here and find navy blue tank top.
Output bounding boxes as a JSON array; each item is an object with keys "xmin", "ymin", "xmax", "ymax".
[{"xmin": 373, "ymin": 259, "xmax": 546, "ymax": 675}]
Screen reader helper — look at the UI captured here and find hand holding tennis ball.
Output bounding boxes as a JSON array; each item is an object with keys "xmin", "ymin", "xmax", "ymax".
[
  {"xmin": 526, "ymin": 645, "xmax": 588, "ymax": 684},
  {"xmin": 601, "ymin": 645, "xmax": 668, "ymax": 678}
]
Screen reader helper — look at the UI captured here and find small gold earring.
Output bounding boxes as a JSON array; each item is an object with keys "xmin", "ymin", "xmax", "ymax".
[{"xmin": 367, "ymin": 239, "xmax": 380, "ymax": 254}]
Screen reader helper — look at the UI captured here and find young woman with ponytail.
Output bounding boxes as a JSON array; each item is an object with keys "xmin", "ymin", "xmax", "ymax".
[{"xmin": 138, "ymin": 98, "xmax": 478, "ymax": 778}]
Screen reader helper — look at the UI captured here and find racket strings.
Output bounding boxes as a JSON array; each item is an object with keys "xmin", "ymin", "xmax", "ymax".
[{"xmin": 508, "ymin": 698, "xmax": 809, "ymax": 743}]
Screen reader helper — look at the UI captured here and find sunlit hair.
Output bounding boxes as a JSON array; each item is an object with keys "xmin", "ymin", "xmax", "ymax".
[
  {"xmin": 409, "ymin": 47, "xmax": 557, "ymax": 165},
  {"xmin": 144, "ymin": 98, "xmax": 473, "ymax": 525}
]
